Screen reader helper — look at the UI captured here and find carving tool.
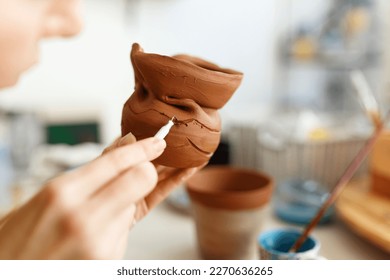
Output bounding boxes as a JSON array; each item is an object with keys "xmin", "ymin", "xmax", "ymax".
[
  {"xmin": 154, "ymin": 116, "xmax": 176, "ymax": 140},
  {"xmin": 289, "ymin": 112, "xmax": 389, "ymax": 253}
]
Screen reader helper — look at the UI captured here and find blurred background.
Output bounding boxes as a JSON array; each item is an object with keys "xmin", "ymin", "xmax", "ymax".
[{"xmin": 1, "ymin": 0, "xmax": 390, "ymax": 259}]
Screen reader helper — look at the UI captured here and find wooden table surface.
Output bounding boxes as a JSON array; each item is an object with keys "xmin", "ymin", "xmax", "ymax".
[
  {"xmin": 336, "ymin": 177, "xmax": 390, "ymax": 254},
  {"xmin": 125, "ymin": 195, "xmax": 390, "ymax": 260}
]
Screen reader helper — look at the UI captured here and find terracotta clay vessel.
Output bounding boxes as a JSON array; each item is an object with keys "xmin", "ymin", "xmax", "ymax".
[
  {"xmin": 186, "ymin": 166, "xmax": 273, "ymax": 259},
  {"xmin": 121, "ymin": 43, "xmax": 243, "ymax": 168}
]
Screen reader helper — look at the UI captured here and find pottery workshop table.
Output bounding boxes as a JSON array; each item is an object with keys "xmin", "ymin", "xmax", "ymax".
[{"xmin": 124, "ymin": 200, "xmax": 390, "ymax": 260}]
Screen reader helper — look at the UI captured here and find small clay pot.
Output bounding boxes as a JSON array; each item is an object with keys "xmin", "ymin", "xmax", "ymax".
[
  {"xmin": 186, "ymin": 166, "xmax": 273, "ymax": 210},
  {"xmin": 370, "ymin": 130, "xmax": 390, "ymax": 198},
  {"xmin": 186, "ymin": 166, "xmax": 273, "ymax": 259},
  {"xmin": 121, "ymin": 43, "xmax": 243, "ymax": 168}
]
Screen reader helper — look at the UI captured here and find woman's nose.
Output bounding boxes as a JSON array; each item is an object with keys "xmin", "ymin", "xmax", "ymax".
[{"xmin": 43, "ymin": 0, "xmax": 83, "ymax": 38}]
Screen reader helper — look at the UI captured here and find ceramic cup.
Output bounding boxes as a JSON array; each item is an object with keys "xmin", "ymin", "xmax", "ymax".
[
  {"xmin": 186, "ymin": 166, "xmax": 273, "ymax": 260},
  {"xmin": 258, "ymin": 228, "xmax": 325, "ymax": 260}
]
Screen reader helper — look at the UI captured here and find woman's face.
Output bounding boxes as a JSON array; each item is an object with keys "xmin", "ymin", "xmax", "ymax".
[{"xmin": 0, "ymin": 0, "xmax": 82, "ymax": 88}]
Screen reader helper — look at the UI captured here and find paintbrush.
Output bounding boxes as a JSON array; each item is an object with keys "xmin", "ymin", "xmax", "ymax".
[
  {"xmin": 289, "ymin": 112, "xmax": 388, "ymax": 253},
  {"xmin": 350, "ymin": 70, "xmax": 381, "ymax": 129}
]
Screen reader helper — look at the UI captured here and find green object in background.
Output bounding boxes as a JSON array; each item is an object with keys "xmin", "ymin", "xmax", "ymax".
[{"xmin": 46, "ymin": 123, "xmax": 100, "ymax": 145}]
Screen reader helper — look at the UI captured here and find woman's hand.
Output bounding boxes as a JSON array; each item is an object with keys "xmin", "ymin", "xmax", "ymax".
[
  {"xmin": 103, "ymin": 133, "xmax": 201, "ymax": 221},
  {"xmin": 0, "ymin": 136, "xmax": 166, "ymax": 259}
]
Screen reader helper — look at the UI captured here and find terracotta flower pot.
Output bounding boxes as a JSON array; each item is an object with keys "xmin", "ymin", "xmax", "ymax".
[
  {"xmin": 186, "ymin": 166, "xmax": 274, "ymax": 259},
  {"xmin": 121, "ymin": 43, "xmax": 243, "ymax": 168}
]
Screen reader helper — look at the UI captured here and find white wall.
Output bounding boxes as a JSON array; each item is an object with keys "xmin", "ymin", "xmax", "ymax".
[{"xmin": 133, "ymin": 0, "xmax": 278, "ymax": 105}]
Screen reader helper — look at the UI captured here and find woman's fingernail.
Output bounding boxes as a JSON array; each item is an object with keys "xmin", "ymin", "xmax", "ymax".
[
  {"xmin": 152, "ymin": 137, "xmax": 166, "ymax": 152},
  {"xmin": 119, "ymin": 132, "xmax": 136, "ymax": 146}
]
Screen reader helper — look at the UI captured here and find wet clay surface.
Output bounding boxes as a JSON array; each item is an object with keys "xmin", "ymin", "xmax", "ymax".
[
  {"xmin": 121, "ymin": 43, "xmax": 243, "ymax": 168},
  {"xmin": 186, "ymin": 166, "xmax": 274, "ymax": 210}
]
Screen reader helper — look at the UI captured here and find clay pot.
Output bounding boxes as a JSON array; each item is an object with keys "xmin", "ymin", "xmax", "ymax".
[
  {"xmin": 121, "ymin": 43, "xmax": 243, "ymax": 168},
  {"xmin": 370, "ymin": 130, "xmax": 390, "ymax": 198},
  {"xmin": 186, "ymin": 166, "xmax": 273, "ymax": 259}
]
